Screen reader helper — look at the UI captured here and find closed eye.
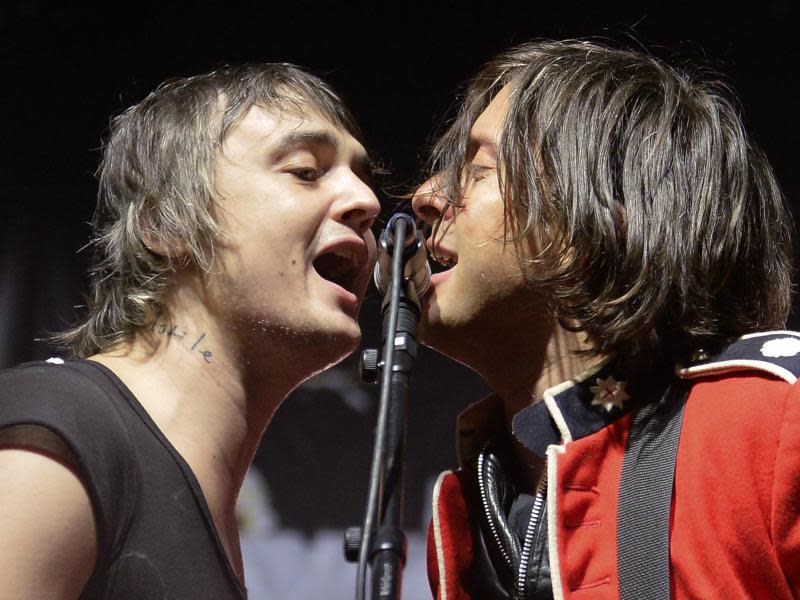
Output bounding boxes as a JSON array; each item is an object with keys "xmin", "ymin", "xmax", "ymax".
[
  {"xmin": 290, "ymin": 167, "xmax": 323, "ymax": 182},
  {"xmin": 460, "ymin": 163, "xmax": 493, "ymax": 189},
  {"xmin": 469, "ymin": 164, "xmax": 493, "ymax": 181}
]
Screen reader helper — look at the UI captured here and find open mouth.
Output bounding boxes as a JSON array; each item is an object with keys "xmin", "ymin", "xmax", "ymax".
[
  {"xmin": 430, "ymin": 249, "xmax": 458, "ymax": 273},
  {"xmin": 312, "ymin": 245, "xmax": 365, "ymax": 294}
]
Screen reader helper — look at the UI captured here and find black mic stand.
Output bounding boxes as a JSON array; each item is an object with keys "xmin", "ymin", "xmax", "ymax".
[{"xmin": 346, "ymin": 216, "xmax": 422, "ymax": 600}]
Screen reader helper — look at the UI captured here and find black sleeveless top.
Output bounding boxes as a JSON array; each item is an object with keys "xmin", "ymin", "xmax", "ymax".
[{"xmin": 0, "ymin": 360, "xmax": 247, "ymax": 599}]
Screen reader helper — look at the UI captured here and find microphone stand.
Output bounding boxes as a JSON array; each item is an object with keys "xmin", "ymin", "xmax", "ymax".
[{"xmin": 347, "ymin": 216, "xmax": 422, "ymax": 600}]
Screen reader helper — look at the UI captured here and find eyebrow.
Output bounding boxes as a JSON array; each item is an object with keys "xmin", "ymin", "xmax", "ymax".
[
  {"xmin": 271, "ymin": 130, "xmax": 340, "ymax": 158},
  {"xmin": 467, "ymin": 134, "xmax": 498, "ymax": 161},
  {"xmin": 270, "ymin": 129, "xmax": 375, "ymax": 176}
]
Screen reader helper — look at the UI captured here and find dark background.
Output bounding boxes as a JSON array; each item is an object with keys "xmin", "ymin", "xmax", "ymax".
[{"xmin": 1, "ymin": 1, "xmax": 798, "ymax": 535}]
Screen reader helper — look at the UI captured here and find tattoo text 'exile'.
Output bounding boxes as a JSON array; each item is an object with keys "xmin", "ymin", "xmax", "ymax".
[{"xmin": 151, "ymin": 320, "xmax": 213, "ymax": 363}]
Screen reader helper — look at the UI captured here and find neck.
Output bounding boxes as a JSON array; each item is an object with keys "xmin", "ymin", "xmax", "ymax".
[
  {"xmin": 88, "ymin": 292, "xmax": 322, "ymax": 529},
  {"xmin": 473, "ymin": 321, "xmax": 598, "ymax": 493},
  {"xmin": 465, "ymin": 319, "xmax": 596, "ymax": 429}
]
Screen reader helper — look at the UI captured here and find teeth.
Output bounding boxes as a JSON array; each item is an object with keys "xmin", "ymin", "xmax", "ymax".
[
  {"xmin": 333, "ymin": 248, "xmax": 356, "ymax": 264},
  {"xmin": 433, "ymin": 254, "xmax": 457, "ymax": 268},
  {"xmin": 312, "ymin": 245, "xmax": 364, "ymax": 291}
]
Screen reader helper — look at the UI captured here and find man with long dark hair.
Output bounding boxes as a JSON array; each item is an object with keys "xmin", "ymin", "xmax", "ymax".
[
  {"xmin": 0, "ymin": 64, "xmax": 380, "ymax": 597},
  {"xmin": 412, "ymin": 40, "xmax": 798, "ymax": 599}
]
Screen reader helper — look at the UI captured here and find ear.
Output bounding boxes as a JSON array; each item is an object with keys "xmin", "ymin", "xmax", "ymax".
[{"xmin": 140, "ymin": 227, "xmax": 190, "ymax": 262}]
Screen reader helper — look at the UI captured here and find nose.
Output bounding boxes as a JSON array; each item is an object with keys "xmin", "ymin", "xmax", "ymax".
[
  {"xmin": 336, "ymin": 174, "xmax": 381, "ymax": 236},
  {"xmin": 412, "ymin": 175, "xmax": 451, "ymax": 228}
]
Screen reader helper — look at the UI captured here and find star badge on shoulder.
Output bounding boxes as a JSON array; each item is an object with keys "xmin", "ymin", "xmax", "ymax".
[{"xmin": 589, "ymin": 376, "xmax": 629, "ymax": 412}]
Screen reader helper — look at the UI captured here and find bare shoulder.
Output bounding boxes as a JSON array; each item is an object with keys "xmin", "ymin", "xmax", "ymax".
[{"xmin": 0, "ymin": 427, "xmax": 98, "ymax": 599}]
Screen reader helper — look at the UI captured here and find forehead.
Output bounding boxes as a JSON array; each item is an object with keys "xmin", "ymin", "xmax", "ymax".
[
  {"xmin": 224, "ymin": 103, "xmax": 367, "ymax": 157},
  {"xmin": 470, "ymin": 85, "xmax": 512, "ymax": 149}
]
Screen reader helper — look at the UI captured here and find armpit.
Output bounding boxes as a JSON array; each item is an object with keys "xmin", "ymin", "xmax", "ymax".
[{"xmin": 0, "ymin": 424, "xmax": 79, "ymax": 471}]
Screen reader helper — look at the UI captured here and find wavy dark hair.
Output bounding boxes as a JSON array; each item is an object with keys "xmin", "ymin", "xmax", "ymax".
[
  {"xmin": 429, "ymin": 39, "xmax": 794, "ymax": 370},
  {"xmin": 55, "ymin": 63, "xmax": 363, "ymax": 358}
]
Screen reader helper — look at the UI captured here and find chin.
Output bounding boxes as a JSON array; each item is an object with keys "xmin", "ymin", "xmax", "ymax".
[
  {"xmin": 418, "ymin": 300, "xmax": 487, "ymax": 363},
  {"xmin": 417, "ymin": 312, "xmax": 458, "ymax": 354},
  {"xmin": 337, "ymin": 328, "xmax": 363, "ymax": 354},
  {"xmin": 315, "ymin": 319, "xmax": 363, "ymax": 357}
]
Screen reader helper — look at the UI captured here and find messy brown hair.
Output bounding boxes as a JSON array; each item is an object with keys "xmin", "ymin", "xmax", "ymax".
[
  {"xmin": 56, "ymin": 63, "xmax": 363, "ymax": 358},
  {"xmin": 429, "ymin": 39, "xmax": 793, "ymax": 369}
]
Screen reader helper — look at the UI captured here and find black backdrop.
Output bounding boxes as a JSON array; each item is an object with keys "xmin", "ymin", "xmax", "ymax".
[{"xmin": 1, "ymin": 0, "xmax": 798, "ymax": 543}]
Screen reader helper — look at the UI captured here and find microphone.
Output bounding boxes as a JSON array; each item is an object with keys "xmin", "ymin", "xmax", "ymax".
[{"xmin": 373, "ymin": 213, "xmax": 431, "ymax": 298}]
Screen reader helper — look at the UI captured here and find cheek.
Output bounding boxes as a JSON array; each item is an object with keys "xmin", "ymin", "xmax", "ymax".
[
  {"xmin": 457, "ymin": 219, "xmax": 505, "ymax": 261},
  {"xmin": 460, "ymin": 234, "xmax": 526, "ymax": 291},
  {"xmin": 223, "ymin": 221, "xmax": 310, "ymax": 280},
  {"xmin": 457, "ymin": 200, "xmax": 506, "ymax": 243}
]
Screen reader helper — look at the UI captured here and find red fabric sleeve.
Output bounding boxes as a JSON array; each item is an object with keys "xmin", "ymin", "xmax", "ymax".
[{"xmin": 772, "ymin": 381, "xmax": 800, "ymax": 593}]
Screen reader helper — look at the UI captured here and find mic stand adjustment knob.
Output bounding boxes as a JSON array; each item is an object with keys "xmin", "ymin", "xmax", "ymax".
[
  {"xmin": 344, "ymin": 526, "xmax": 363, "ymax": 563},
  {"xmin": 359, "ymin": 348, "xmax": 380, "ymax": 384}
]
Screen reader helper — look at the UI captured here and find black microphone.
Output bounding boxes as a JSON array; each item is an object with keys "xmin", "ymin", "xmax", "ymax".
[{"xmin": 373, "ymin": 213, "xmax": 431, "ymax": 298}]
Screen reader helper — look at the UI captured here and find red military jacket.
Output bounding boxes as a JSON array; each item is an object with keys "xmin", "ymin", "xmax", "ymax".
[{"xmin": 427, "ymin": 331, "xmax": 800, "ymax": 599}]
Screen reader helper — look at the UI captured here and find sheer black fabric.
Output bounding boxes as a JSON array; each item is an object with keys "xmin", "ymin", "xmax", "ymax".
[{"xmin": 0, "ymin": 360, "xmax": 246, "ymax": 599}]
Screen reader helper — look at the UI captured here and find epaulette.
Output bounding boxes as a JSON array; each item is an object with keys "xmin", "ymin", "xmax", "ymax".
[{"xmin": 677, "ymin": 330, "xmax": 800, "ymax": 384}]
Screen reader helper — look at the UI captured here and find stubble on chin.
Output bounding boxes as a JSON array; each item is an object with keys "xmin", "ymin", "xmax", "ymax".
[
  {"xmin": 245, "ymin": 316, "xmax": 361, "ymax": 361},
  {"xmin": 415, "ymin": 308, "xmax": 461, "ymax": 357}
]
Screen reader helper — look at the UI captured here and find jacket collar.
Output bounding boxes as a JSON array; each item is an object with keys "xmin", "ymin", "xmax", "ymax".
[
  {"xmin": 459, "ymin": 330, "xmax": 800, "ymax": 462},
  {"xmin": 454, "ymin": 359, "xmax": 636, "ymax": 464},
  {"xmin": 511, "ymin": 359, "xmax": 640, "ymax": 459}
]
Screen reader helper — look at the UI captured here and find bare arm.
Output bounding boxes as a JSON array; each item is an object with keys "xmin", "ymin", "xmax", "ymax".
[{"xmin": 0, "ymin": 429, "xmax": 98, "ymax": 599}]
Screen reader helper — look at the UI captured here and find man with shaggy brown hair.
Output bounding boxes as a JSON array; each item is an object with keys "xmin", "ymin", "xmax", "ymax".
[
  {"xmin": 412, "ymin": 40, "xmax": 799, "ymax": 599},
  {"xmin": 0, "ymin": 64, "xmax": 380, "ymax": 598}
]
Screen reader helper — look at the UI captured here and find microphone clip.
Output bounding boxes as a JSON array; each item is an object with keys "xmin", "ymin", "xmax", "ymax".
[{"xmin": 372, "ymin": 213, "xmax": 431, "ymax": 303}]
